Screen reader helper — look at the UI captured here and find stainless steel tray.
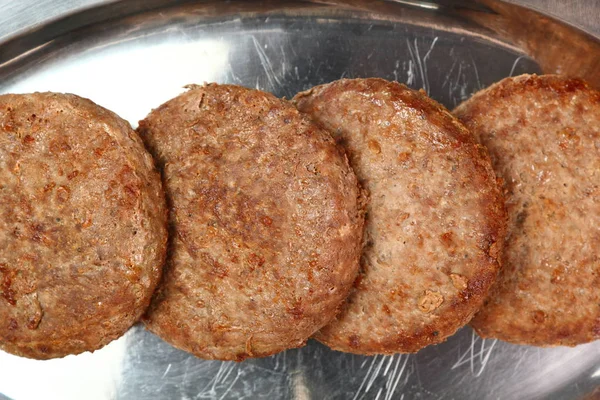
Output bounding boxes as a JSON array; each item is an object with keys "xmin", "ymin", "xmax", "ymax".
[{"xmin": 0, "ymin": 1, "xmax": 599, "ymax": 399}]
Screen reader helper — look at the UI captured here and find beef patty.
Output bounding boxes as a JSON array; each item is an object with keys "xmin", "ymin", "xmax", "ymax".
[
  {"xmin": 455, "ymin": 74, "xmax": 600, "ymax": 346},
  {"xmin": 294, "ymin": 78, "xmax": 506, "ymax": 354},
  {"xmin": 0, "ymin": 92, "xmax": 167, "ymax": 359},
  {"xmin": 139, "ymin": 84, "xmax": 364, "ymax": 361}
]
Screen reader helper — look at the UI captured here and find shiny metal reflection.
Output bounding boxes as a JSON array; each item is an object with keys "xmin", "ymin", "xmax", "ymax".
[
  {"xmin": 0, "ymin": 1, "xmax": 599, "ymax": 399},
  {"xmin": 384, "ymin": 0, "xmax": 440, "ymax": 10}
]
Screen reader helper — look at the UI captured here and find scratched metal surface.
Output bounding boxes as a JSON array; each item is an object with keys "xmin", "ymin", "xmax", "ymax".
[{"xmin": 0, "ymin": 1, "xmax": 599, "ymax": 399}]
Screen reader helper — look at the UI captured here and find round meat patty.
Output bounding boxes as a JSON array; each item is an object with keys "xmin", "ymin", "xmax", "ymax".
[
  {"xmin": 0, "ymin": 92, "xmax": 167, "ymax": 359},
  {"xmin": 455, "ymin": 74, "xmax": 600, "ymax": 346},
  {"xmin": 139, "ymin": 84, "xmax": 364, "ymax": 361},
  {"xmin": 293, "ymin": 78, "xmax": 506, "ymax": 354}
]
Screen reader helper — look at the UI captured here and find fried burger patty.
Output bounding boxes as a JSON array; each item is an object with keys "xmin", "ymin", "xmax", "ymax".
[
  {"xmin": 294, "ymin": 78, "xmax": 506, "ymax": 354},
  {"xmin": 455, "ymin": 74, "xmax": 600, "ymax": 346},
  {"xmin": 0, "ymin": 93, "xmax": 167, "ymax": 359},
  {"xmin": 139, "ymin": 84, "xmax": 364, "ymax": 361}
]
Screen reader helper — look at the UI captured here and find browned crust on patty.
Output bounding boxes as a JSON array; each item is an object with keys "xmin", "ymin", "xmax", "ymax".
[
  {"xmin": 294, "ymin": 78, "xmax": 506, "ymax": 354},
  {"xmin": 455, "ymin": 74, "xmax": 600, "ymax": 346},
  {"xmin": 139, "ymin": 84, "xmax": 364, "ymax": 361},
  {"xmin": 0, "ymin": 93, "xmax": 168, "ymax": 359}
]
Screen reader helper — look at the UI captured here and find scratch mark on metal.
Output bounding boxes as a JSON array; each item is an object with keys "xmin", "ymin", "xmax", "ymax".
[
  {"xmin": 423, "ymin": 37, "xmax": 438, "ymax": 63},
  {"xmin": 447, "ymin": 61, "xmax": 468, "ymax": 106},
  {"xmin": 477, "ymin": 339, "xmax": 497, "ymax": 377},
  {"xmin": 161, "ymin": 363, "xmax": 172, "ymax": 379},
  {"xmin": 414, "ymin": 38, "xmax": 426, "ymax": 92},
  {"xmin": 221, "ymin": 362, "xmax": 236, "ymax": 384},
  {"xmin": 406, "ymin": 38, "xmax": 421, "ymax": 90},
  {"xmin": 511, "ymin": 350, "xmax": 529, "ymax": 377},
  {"xmin": 227, "ymin": 63, "xmax": 242, "ymax": 84},
  {"xmin": 211, "ymin": 363, "xmax": 227, "ymax": 393},
  {"xmin": 354, "ymin": 356, "xmax": 379, "ymax": 400},
  {"xmin": 181, "ymin": 357, "xmax": 192, "ymax": 389},
  {"xmin": 383, "ymin": 353, "xmax": 396, "ymax": 376},
  {"xmin": 195, "ymin": 362, "xmax": 235, "ymax": 397},
  {"xmin": 217, "ymin": 369, "xmax": 241, "ymax": 400},
  {"xmin": 375, "ymin": 387, "xmax": 383, "ymax": 400},
  {"xmin": 385, "ymin": 355, "xmax": 409, "ymax": 400},
  {"xmin": 421, "ymin": 36, "xmax": 439, "ymax": 94},
  {"xmin": 365, "ymin": 356, "xmax": 387, "ymax": 393},
  {"xmin": 393, "ymin": 59, "xmax": 400, "ymax": 82},
  {"xmin": 406, "ymin": 37, "xmax": 438, "ymax": 94},
  {"xmin": 280, "ymin": 44, "xmax": 287, "ymax": 76},
  {"xmin": 451, "ymin": 331, "xmax": 498, "ymax": 377},
  {"xmin": 353, "ymin": 354, "xmax": 411, "ymax": 400},
  {"xmin": 509, "ymin": 55, "xmax": 526, "ymax": 77},
  {"xmin": 441, "ymin": 59, "xmax": 457, "ymax": 89},
  {"xmin": 469, "ymin": 53, "xmax": 482, "ymax": 90},
  {"xmin": 406, "ymin": 59, "xmax": 415, "ymax": 86},
  {"xmin": 454, "ymin": 63, "xmax": 463, "ymax": 92},
  {"xmin": 251, "ymin": 35, "xmax": 282, "ymax": 88},
  {"xmin": 246, "ymin": 364, "xmax": 287, "ymax": 377},
  {"xmin": 360, "ymin": 357, "xmax": 369, "ymax": 369}
]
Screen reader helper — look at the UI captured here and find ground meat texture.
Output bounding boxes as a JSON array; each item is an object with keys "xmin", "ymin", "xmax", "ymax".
[
  {"xmin": 455, "ymin": 74, "xmax": 600, "ymax": 346},
  {"xmin": 293, "ymin": 78, "xmax": 506, "ymax": 354},
  {"xmin": 139, "ymin": 84, "xmax": 364, "ymax": 361},
  {"xmin": 0, "ymin": 93, "xmax": 167, "ymax": 359}
]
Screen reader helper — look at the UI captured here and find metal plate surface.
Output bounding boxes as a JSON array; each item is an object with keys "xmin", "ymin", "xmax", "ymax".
[{"xmin": 0, "ymin": 1, "xmax": 599, "ymax": 399}]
